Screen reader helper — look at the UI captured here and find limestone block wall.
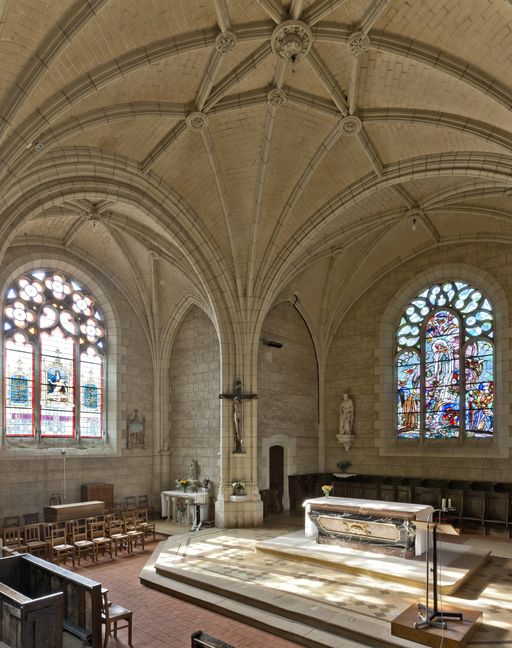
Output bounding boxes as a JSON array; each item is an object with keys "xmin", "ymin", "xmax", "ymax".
[
  {"xmin": 325, "ymin": 243, "xmax": 512, "ymax": 482},
  {"xmin": 169, "ymin": 306, "xmax": 220, "ymax": 498},
  {"xmin": 258, "ymin": 301, "xmax": 318, "ymax": 487},
  {"xmin": 0, "ymin": 251, "xmax": 154, "ymax": 519}
]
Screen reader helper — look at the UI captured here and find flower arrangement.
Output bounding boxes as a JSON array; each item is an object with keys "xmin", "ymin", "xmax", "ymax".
[
  {"xmin": 176, "ymin": 479, "xmax": 190, "ymax": 492},
  {"xmin": 232, "ymin": 480, "xmax": 245, "ymax": 492},
  {"xmin": 321, "ymin": 484, "xmax": 333, "ymax": 496}
]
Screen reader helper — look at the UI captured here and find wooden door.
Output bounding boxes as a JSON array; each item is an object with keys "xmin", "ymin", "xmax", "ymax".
[{"xmin": 269, "ymin": 445, "xmax": 284, "ymax": 513}]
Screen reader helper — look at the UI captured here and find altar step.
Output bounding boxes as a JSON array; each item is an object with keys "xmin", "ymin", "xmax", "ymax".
[
  {"xmin": 140, "ymin": 535, "xmax": 421, "ymax": 648},
  {"xmin": 256, "ymin": 531, "xmax": 489, "ymax": 595}
]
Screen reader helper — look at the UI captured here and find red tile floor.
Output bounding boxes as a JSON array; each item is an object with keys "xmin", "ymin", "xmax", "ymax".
[{"xmin": 73, "ymin": 538, "xmax": 301, "ymax": 648}]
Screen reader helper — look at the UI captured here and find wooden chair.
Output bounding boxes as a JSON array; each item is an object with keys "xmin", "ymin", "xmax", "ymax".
[
  {"xmin": 88, "ymin": 521, "xmax": 113, "ymax": 560},
  {"xmin": 135, "ymin": 508, "xmax": 156, "ymax": 541},
  {"xmin": 49, "ymin": 524, "xmax": 75, "ymax": 566},
  {"xmin": 23, "ymin": 524, "xmax": 48, "ymax": 558},
  {"xmin": 123, "ymin": 496, "xmax": 137, "ymax": 511},
  {"xmin": 138, "ymin": 495, "xmax": 154, "ymax": 518},
  {"xmin": 2, "ymin": 526, "xmax": 28, "ymax": 553},
  {"xmin": 70, "ymin": 520, "xmax": 96, "ymax": 565},
  {"xmin": 105, "ymin": 517, "xmax": 130, "ymax": 556},
  {"xmin": 122, "ymin": 513, "xmax": 145, "ymax": 552},
  {"xmin": 22, "ymin": 512, "xmax": 40, "ymax": 525},
  {"xmin": 101, "ymin": 589, "xmax": 133, "ymax": 647}
]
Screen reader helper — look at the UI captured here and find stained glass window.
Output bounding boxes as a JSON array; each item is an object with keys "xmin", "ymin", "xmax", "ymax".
[
  {"xmin": 3, "ymin": 271, "xmax": 105, "ymax": 439},
  {"xmin": 396, "ymin": 282, "xmax": 493, "ymax": 441}
]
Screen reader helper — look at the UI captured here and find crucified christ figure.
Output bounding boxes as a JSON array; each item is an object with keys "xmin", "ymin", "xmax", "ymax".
[{"xmin": 219, "ymin": 380, "xmax": 257, "ymax": 453}]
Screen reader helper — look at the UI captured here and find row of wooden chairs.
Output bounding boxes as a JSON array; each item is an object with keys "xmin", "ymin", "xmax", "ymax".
[{"xmin": 2, "ymin": 509, "xmax": 156, "ymax": 566}]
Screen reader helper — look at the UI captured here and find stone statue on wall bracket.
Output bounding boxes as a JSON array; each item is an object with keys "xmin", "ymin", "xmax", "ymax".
[
  {"xmin": 126, "ymin": 409, "xmax": 145, "ymax": 449},
  {"xmin": 337, "ymin": 393, "xmax": 355, "ymax": 451}
]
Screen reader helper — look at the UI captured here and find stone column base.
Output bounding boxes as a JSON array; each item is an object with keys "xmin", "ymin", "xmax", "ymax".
[{"xmin": 215, "ymin": 497, "xmax": 263, "ymax": 528}]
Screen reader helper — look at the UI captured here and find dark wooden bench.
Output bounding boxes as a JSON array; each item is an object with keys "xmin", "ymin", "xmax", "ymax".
[
  {"xmin": 0, "ymin": 553, "xmax": 102, "ymax": 647},
  {"xmin": 0, "ymin": 580, "xmax": 63, "ymax": 647},
  {"xmin": 191, "ymin": 630, "xmax": 236, "ymax": 647}
]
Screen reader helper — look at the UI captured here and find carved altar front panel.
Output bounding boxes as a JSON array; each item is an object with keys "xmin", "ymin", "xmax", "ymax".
[{"xmin": 304, "ymin": 496, "xmax": 433, "ymax": 559}]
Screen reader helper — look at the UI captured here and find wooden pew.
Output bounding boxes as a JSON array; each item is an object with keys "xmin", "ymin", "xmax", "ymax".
[
  {"xmin": 0, "ymin": 553, "xmax": 102, "ymax": 647},
  {"xmin": 0, "ymin": 580, "xmax": 63, "ymax": 647}
]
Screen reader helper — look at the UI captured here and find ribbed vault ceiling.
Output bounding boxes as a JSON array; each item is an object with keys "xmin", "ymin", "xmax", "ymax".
[{"xmin": 0, "ymin": 0, "xmax": 511, "ymax": 342}]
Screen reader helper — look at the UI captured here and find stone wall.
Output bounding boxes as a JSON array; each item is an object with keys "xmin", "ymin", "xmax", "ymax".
[
  {"xmin": 325, "ymin": 243, "xmax": 512, "ymax": 482},
  {"xmin": 0, "ymin": 251, "xmax": 155, "ymax": 519},
  {"xmin": 258, "ymin": 301, "xmax": 318, "ymax": 487},
  {"xmin": 169, "ymin": 306, "xmax": 220, "ymax": 498}
]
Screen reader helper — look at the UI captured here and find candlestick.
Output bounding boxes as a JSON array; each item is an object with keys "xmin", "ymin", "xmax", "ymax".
[{"xmin": 441, "ymin": 498, "xmax": 446, "ymax": 509}]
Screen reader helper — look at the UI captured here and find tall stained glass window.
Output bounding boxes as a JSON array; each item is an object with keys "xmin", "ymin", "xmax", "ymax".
[
  {"xmin": 396, "ymin": 281, "xmax": 493, "ymax": 440},
  {"xmin": 3, "ymin": 271, "xmax": 105, "ymax": 439}
]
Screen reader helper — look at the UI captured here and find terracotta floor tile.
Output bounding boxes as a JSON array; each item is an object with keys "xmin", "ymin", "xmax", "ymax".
[{"xmin": 72, "ymin": 536, "xmax": 301, "ymax": 648}]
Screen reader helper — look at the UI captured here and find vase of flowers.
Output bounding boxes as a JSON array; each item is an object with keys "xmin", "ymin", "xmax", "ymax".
[
  {"xmin": 322, "ymin": 484, "xmax": 333, "ymax": 497},
  {"xmin": 176, "ymin": 479, "xmax": 190, "ymax": 492},
  {"xmin": 232, "ymin": 480, "xmax": 245, "ymax": 496}
]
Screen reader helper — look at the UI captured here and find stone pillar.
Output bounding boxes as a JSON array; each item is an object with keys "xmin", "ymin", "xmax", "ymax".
[{"xmin": 215, "ymin": 331, "xmax": 263, "ymax": 527}]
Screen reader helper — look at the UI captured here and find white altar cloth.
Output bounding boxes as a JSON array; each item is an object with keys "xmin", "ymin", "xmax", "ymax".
[
  {"xmin": 161, "ymin": 489, "xmax": 209, "ymax": 521},
  {"xmin": 303, "ymin": 496, "xmax": 433, "ymax": 556}
]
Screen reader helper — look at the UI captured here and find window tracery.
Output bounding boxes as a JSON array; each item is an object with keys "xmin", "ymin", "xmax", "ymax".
[
  {"xmin": 396, "ymin": 281, "xmax": 493, "ymax": 440},
  {"xmin": 4, "ymin": 270, "xmax": 105, "ymax": 440}
]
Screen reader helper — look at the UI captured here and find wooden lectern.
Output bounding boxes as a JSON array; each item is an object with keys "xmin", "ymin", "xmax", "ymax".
[{"xmin": 414, "ymin": 516, "xmax": 463, "ymax": 630}]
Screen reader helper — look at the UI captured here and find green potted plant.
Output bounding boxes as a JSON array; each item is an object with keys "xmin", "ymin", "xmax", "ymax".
[{"xmin": 337, "ymin": 461, "xmax": 352, "ymax": 473}]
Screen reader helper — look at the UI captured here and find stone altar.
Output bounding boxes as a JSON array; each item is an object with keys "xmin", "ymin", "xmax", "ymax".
[
  {"xmin": 304, "ymin": 496, "xmax": 433, "ymax": 558},
  {"xmin": 161, "ymin": 490, "xmax": 209, "ymax": 524}
]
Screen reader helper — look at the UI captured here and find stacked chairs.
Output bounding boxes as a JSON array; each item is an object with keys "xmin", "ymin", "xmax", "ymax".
[
  {"xmin": 88, "ymin": 520, "xmax": 113, "ymax": 560},
  {"xmin": 23, "ymin": 523, "xmax": 49, "ymax": 559},
  {"xmin": 105, "ymin": 515, "xmax": 130, "ymax": 556},
  {"xmin": 69, "ymin": 519, "xmax": 96, "ymax": 565},
  {"xmin": 2, "ymin": 526, "xmax": 28, "ymax": 553},
  {"xmin": 122, "ymin": 511, "xmax": 145, "ymax": 552}
]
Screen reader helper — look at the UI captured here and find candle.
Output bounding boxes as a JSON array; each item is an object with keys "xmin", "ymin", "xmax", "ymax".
[
  {"xmin": 448, "ymin": 498, "xmax": 452, "ymax": 508},
  {"xmin": 441, "ymin": 498, "xmax": 447, "ymax": 509}
]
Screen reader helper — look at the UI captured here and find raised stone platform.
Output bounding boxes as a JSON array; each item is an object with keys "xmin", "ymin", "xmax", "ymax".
[
  {"xmin": 140, "ymin": 526, "xmax": 494, "ymax": 648},
  {"xmin": 256, "ymin": 531, "xmax": 489, "ymax": 594}
]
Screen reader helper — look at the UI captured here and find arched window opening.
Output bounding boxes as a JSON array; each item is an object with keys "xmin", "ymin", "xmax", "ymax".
[
  {"xmin": 4, "ymin": 270, "xmax": 105, "ymax": 440},
  {"xmin": 396, "ymin": 281, "xmax": 493, "ymax": 441}
]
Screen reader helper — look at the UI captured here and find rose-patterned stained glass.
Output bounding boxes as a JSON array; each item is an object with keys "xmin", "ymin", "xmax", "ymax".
[
  {"xmin": 80, "ymin": 348, "xmax": 102, "ymax": 438},
  {"xmin": 40, "ymin": 328, "xmax": 74, "ymax": 437},
  {"xmin": 5, "ymin": 335, "xmax": 34, "ymax": 436},
  {"xmin": 396, "ymin": 281, "xmax": 494, "ymax": 441},
  {"xmin": 3, "ymin": 269, "xmax": 105, "ymax": 439}
]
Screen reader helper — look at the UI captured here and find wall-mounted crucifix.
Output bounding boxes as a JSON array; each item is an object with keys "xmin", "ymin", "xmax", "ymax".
[{"xmin": 219, "ymin": 380, "xmax": 257, "ymax": 453}]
